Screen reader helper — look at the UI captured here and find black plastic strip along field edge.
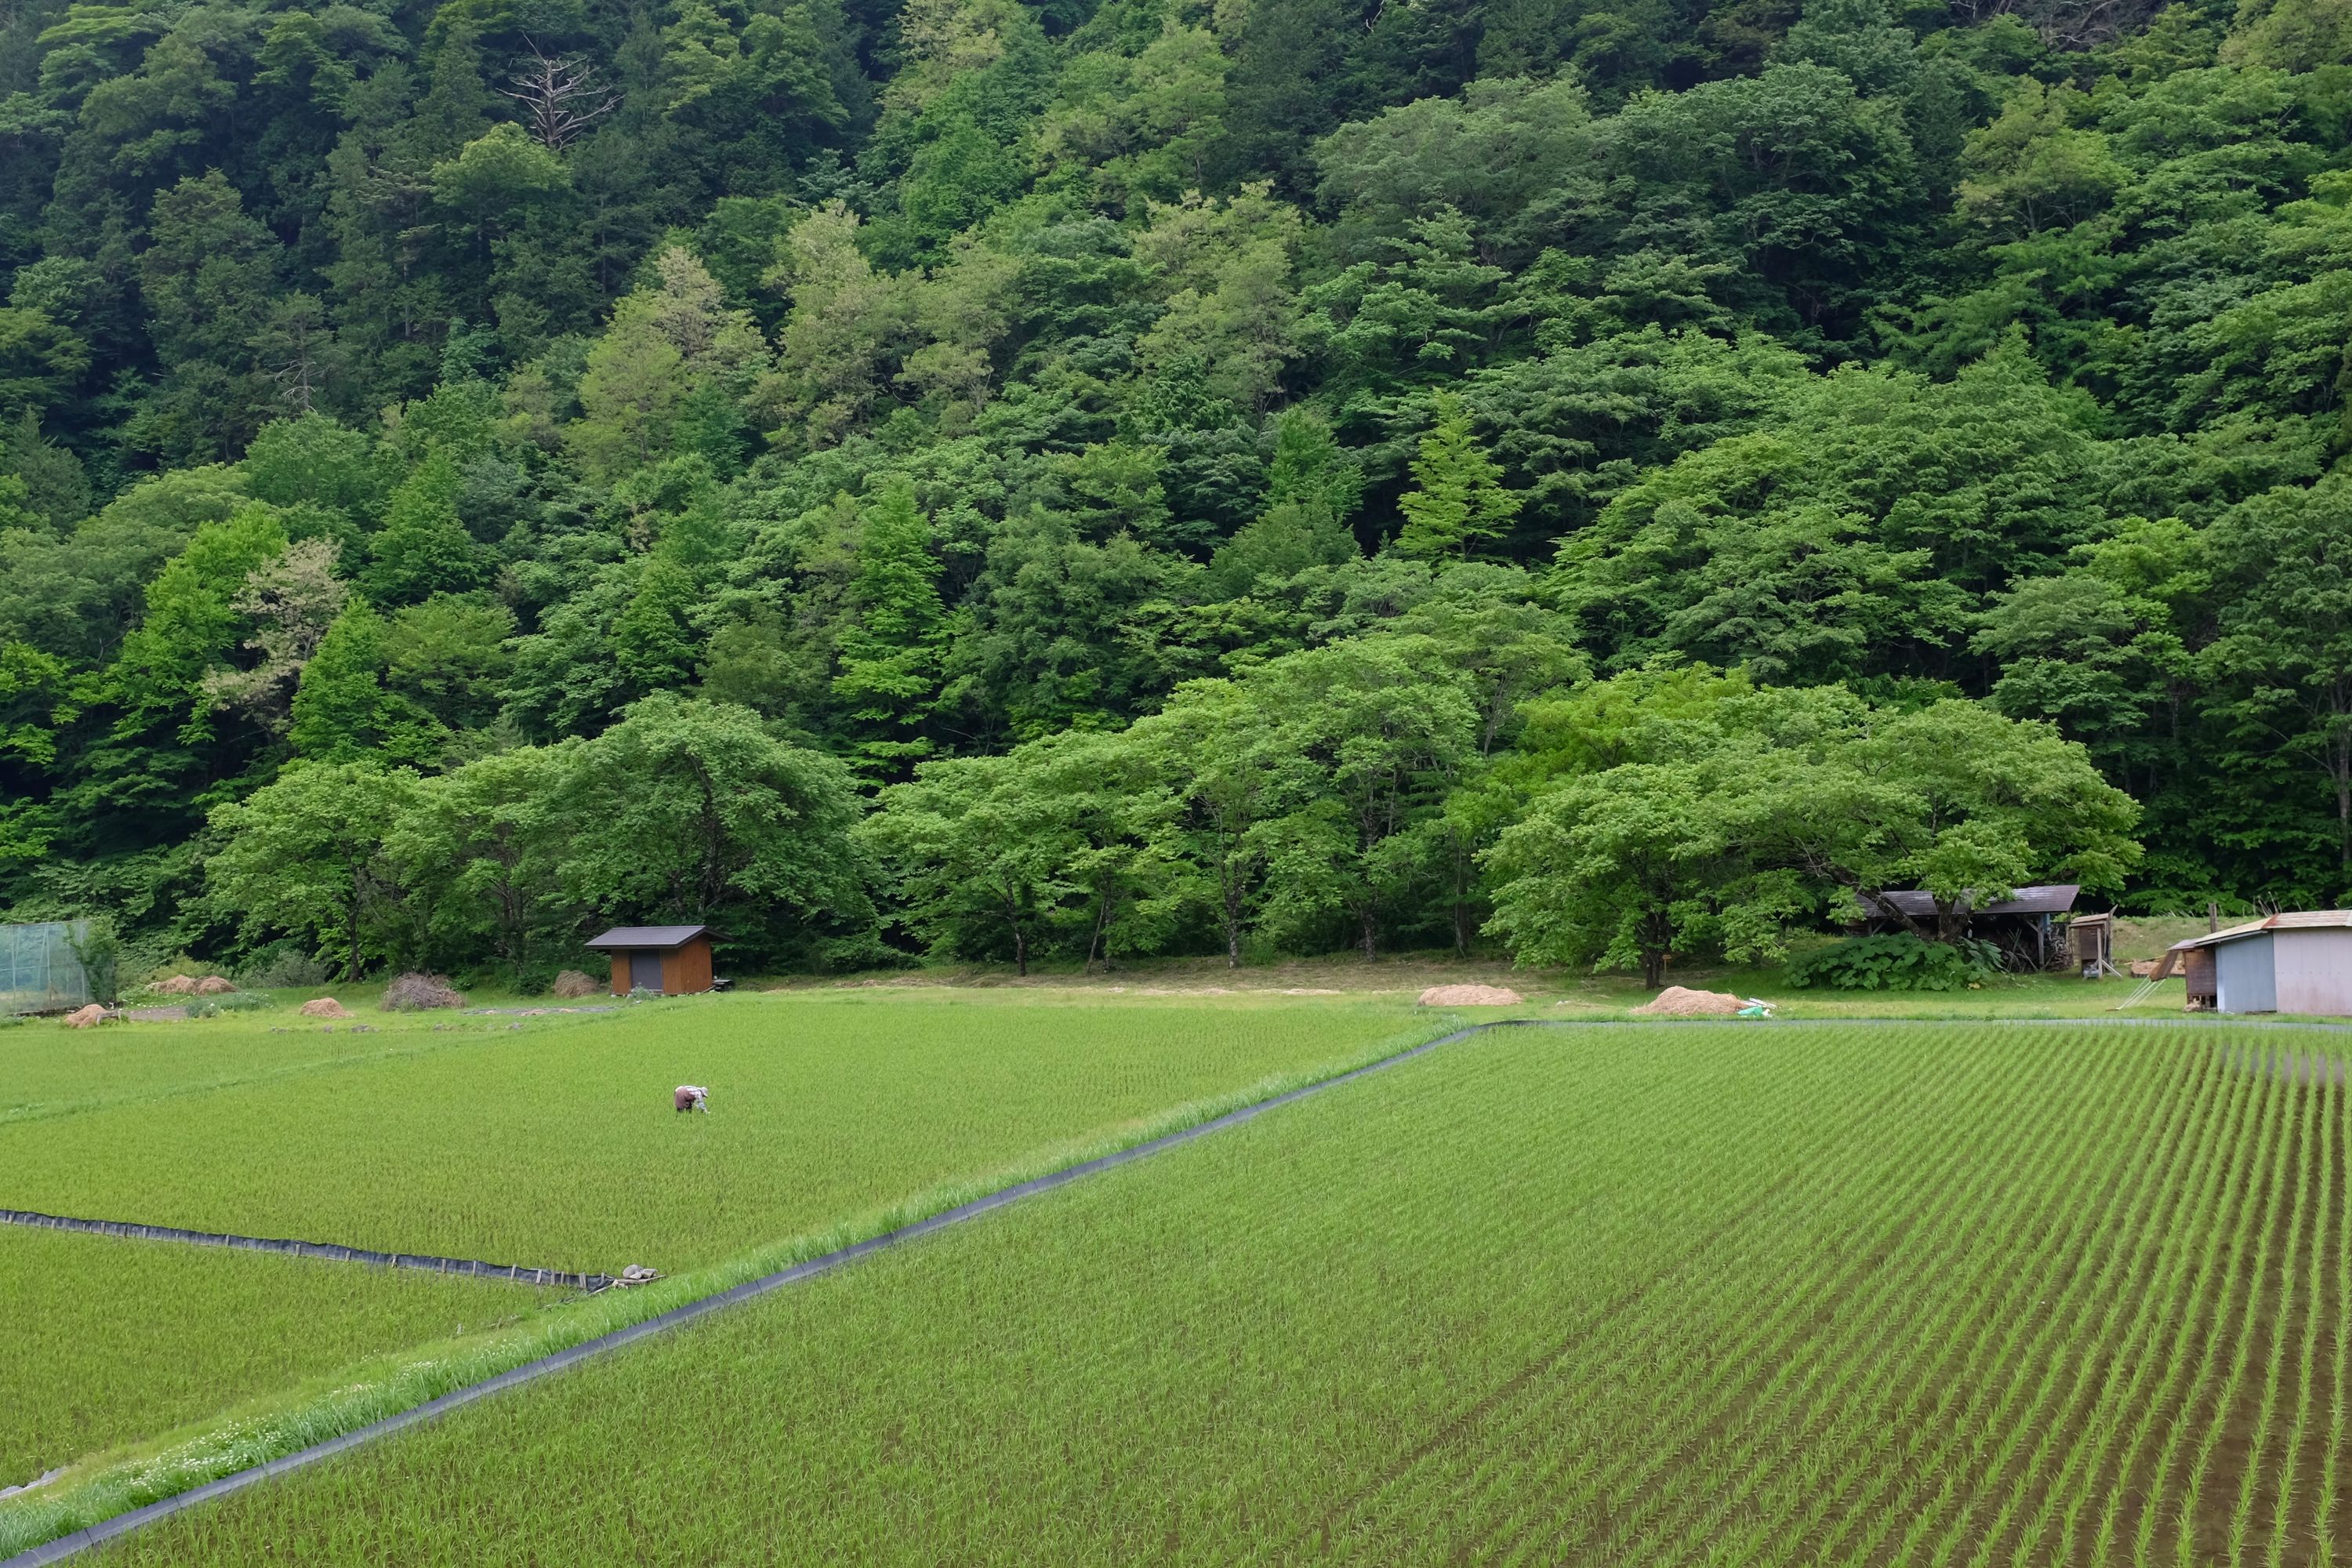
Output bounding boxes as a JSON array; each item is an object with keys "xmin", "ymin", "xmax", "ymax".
[
  {"xmin": 6, "ymin": 1013, "xmax": 2344, "ymax": 1566},
  {"xmin": 0, "ymin": 1210, "xmax": 614, "ymax": 1292}
]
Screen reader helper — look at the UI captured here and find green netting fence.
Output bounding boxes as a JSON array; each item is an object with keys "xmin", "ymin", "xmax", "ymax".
[{"xmin": 0, "ymin": 920, "xmax": 92, "ymax": 1015}]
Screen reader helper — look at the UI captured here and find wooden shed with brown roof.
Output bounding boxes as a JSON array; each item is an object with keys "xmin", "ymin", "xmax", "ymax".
[{"xmin": 584, "ymin": 925, "xmax": 714, "ymax": 997}]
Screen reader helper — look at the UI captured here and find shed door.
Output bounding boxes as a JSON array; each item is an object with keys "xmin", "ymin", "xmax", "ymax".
[
  {"xmin": 630, "ymin": 953, "xmax": 665, "ymax": 994},
  {"xmin": 2214, "ymin": 935, "xmax": 2275, "ymax": 1014}
]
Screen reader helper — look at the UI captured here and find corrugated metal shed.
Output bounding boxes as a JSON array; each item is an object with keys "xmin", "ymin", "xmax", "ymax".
[
  {"xmin": 583, "ymin": 925, "xmax": 710, "ymax": 950},
  {"xmin": 1852, "ymin": 884, "xmax": 2082, "ymax": 919},
  {"xmin": 2150, "ymin": 912, "xmax": 2352, "ymax": 1014}
]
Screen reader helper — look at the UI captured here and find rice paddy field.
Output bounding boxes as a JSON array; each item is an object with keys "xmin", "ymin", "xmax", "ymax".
[
  {"xmin": 0, "ymin": 1227, "xmax": 555, "ymax": 1485},
  {"xmin": 0, "ymin": 989, "xmax": 1448, "ymax": 1550},
  {"xmin": 0, "ymin": 991, "xmax": 1442, "ymax": 1273},
  {"xmin": 64, "ymin": 1018, "xmax": 2352, "ymax": 1566}
]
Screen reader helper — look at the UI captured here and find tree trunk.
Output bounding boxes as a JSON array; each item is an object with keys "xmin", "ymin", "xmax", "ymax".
[
  {"xmin": 1360, "ymin": 907, "xmax": 1377, "ymax": 962},
  {"xmin": 1222, "ymin": 861, "xmax": 1243, "ymax": 969},
  {"xmin": 346, "ymin": 880, "xmax": 363, "ymax": 985},
  {"xmin": 1643, "ymin": 949, "xmax": 1664, "ymax": 989},
  {"xmin": 2334, "ymin": 728, "xmax": 2350, "ymax": 869},
  {"xmin": 1013, "ymin": 927, "xmax": 1027, "ymax": 977}
]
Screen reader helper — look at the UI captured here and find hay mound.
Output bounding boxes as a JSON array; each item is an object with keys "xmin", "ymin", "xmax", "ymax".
[
  {"xmin": 1631, "ymin": 985, "xmax": 1747, "ymax": 1017},
  {"xmin": 550, "ymin": 969, "xmax": 601, "ymax": 1000},
  {"xmin": 63, "ymin": 1004, "xmax": 107, "ymax": 1028},
  {"xmin": 151, "ymin": 975, "xmax": 199, "ymax": 996},
  {"xmin": 194, "ymin": 975, "xmax": 236, "ymax": 996},
  {"xmin": 382, "ymin": 972, "xmax": 466, "ymax": 1011},
  {"xmin": 1418, "ymin": 984, "xmax": 1525, "ymax": 1006},
  {"xmin": 299, "ymin": 996, "xmax": 355, "ymax": 1019}
]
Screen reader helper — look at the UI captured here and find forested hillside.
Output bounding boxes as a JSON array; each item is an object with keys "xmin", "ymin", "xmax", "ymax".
[{"xmin": 2, "ymin": 0, "xmax": 2347, "ymax": 982}]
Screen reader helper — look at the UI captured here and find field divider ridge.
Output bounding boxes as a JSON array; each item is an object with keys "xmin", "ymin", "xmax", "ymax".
[
  {"xmin": 0, "ymin": 1014, "xmax": 1537, "ymax": 1567},
  {"xmin": 0, "ymin": 1210, "xmax": 615, "ymax": 1292}
]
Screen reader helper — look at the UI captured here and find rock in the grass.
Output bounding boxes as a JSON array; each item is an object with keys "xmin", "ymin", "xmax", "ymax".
[
  {"xmin": 381, "ymin": 972, "xmax": 466, "ymax": 1011},
  {"xmin": 1417, "ymin": 984, "xmax": 1525, "ymax": 1006},
  {"xmin": 1631, "ymin": 985, "xmax": 1747, "ymax": 1017},
  {"xmin": 150, "ymin": 975, "xmax": 199, "ymax": 996},
  {"xmin": 299, "ymin": 996, "xmax": 355, "ymax": 1019},
  {"xmin": 194, "ymin": 975, "xmax": 237, "ymax": 995},
  {"xmin": 550, "ymin": 969, "xmax": 601, "ymax": 1000},
  {"xmin": 62, "ymin": 1004, "xmax": 107, "ymax": 1028}
]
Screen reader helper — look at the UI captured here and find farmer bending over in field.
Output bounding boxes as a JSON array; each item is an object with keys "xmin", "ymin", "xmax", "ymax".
[{"xmin": 674, "ymin": 1084, "xmax": 709, "ymax": 1113}]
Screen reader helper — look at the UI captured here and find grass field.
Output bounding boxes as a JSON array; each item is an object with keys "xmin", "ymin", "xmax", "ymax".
[
  {"xmin": 81, "ymin": 1019, "xmax": 2351, "ymax": 1566},
  {"xmin": 0, "ymin": 989, "xmax": 1445, "ymax": 1544},
  {"xmin": 0, "ymin": 1227, "xmax": 556, "ymax": 1485}
]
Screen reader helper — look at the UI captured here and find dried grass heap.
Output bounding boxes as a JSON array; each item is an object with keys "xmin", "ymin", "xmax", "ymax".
[
  {"xmin": 1417, "ymin": 984, "xmax": 1525, "ymax": 1006},
  {"xmin": 381, "ymin": 972, "xmax": 466, "ymax": 1011},
  {"xmin": 298, "ymin": 996, "xmax": 355, "ymax": 1019},
  {"xmin": 150, "ymin": 975, "xmax": 199, "ymax": 996},
  {"xmin": 550, "ymin": 970, "xmax": 601, "ymax": 1000},
  {"xmin": 194, "ymin": 975, "xmax": 236, "ymax": 996},
  {"xmin": 62, "ymin": 1004, "xmax": 107, "ymax": 1028},
  {"xmin": 1631, "ymin": 985, "xmax": 1747, "ymax": 1017}
]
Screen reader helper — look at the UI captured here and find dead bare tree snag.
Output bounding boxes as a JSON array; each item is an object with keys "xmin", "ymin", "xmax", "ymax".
[{"xmin": 502, "ymin": 47, "xmax": 619, "ymax": 153}]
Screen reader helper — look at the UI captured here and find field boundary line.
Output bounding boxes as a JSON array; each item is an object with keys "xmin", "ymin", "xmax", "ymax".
[
  {"xmin": 0, "ymin": 1209, "xmax": 616, "ymax": 1292},
  {"xmin": 0, "ymin": 1016, "xmax": 1542, "ymax": 1566}
]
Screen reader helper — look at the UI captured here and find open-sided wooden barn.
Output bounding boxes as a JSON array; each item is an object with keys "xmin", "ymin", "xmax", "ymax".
[
  {"xmin": 1850, "ymin": 884, "xmax": 2084, "ymax": 971},
  {"xmin": 583, "ymin": 925, "xmax": 714, "ymax": 997}
]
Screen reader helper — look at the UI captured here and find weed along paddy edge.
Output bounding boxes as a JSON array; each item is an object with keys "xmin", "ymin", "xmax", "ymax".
[{"xmin": 6, "ymin": 1012, "xmax": 2347, "ymax": 1564}]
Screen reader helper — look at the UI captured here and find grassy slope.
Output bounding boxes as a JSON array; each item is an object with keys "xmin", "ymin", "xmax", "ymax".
[
  {"xmin": 91, "ymin": 1020, "xmax": 2348, "ymax": 1565},
  {"xmin": 0, "ymin": 1229, "xmax": 557, "ymax": 1485},
  {"xmin": 1, "ymin": 990, "xmax": 1446, "ymax": 1542}
]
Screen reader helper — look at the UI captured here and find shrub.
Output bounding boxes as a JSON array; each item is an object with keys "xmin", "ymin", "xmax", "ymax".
[
  {"xmin": 382, "ymin": 972, "xmax": 466, "ymax": 1011},
  {"xmin": 238, "ymin": 946, "xmax": 330, "ymax": 990},
  {"xmin": 1786, "ymin": 934, "xmax": 1998, "ymax": 992}
]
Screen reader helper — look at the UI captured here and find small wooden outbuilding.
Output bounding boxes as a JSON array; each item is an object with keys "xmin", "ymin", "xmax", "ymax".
[
  {"xmin": 2068, "ymin": 912, "xmax": 2117, "ymax": 976},
  {"xmin": 2150, "ymin": 912, "xmax": 2352, "ymax": 1015},
  {"xmin": 584, "ymin": 925, "xmax": 714, "ymax": 997}
]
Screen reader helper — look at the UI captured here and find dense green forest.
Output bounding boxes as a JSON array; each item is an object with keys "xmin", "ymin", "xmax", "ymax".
[{"xmin": 2, "ymin": 0, "xmax": 2347, "ymax": 983}]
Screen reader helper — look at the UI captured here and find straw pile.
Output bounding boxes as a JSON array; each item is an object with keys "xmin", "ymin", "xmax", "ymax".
[
  {"xmin": 1417, "ymin": 984, "xmax": 1525, "ymax": 1006},
  {"xmin": 1630, "ymin": 985, "xmax": 1746, "ymax": 1017}
]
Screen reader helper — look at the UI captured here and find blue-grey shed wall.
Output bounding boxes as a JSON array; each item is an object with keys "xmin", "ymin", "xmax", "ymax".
[{"xmin": 2215, "ymin": 932, "xmax": 2277, "ymax": 1013}]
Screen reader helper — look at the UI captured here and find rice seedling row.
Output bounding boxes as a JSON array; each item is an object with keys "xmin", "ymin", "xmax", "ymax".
[
  {"xmin": 2078, "ymin": 1038, "xmax": 2270, "ymax": 1563},
  {"xmin": 1662, "ymin": 1024, "xmax": 2176, "ymax": 1566},
  {"xmin": 2318, "ymin": 1077, "xmax": 2350, "ymax": 1564},
  {"xmin": 1563, "ymin": 1025, "xmax": 2132, "ymax": 1564},
  {"xmin": 1964, "ymin": 1039, "xmax": 2228, "ymax": 1565},
  {"xmin": 1305, "ymin": 1025, "xmax": 1944, "ymax": 1557},
  {"xmin": 1400, "ymin": 1029, "xmax": 2049, "ymax": 1563},
  {"xmin": 1895, "ymin": 1032, "xmax": 2186, "ymax": 1568}
]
